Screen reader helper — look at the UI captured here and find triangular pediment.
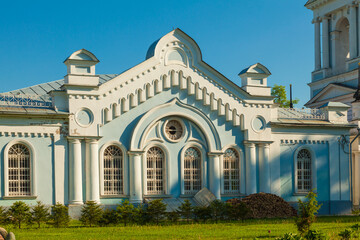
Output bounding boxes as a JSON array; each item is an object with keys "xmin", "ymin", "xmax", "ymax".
[{"xmin": 305, "ymin": 83, "xmax": 356, "ymax": 107}]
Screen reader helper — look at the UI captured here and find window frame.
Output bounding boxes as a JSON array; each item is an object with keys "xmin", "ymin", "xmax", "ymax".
[
  {"xmin": 294, "ymin": 146, "xmax": 317, "ymax": 195},
  {"xmin": 99, "ymin": 141, "xmax": 128, "ymax": 197},
  {"xmin": 180, "ymin": 142, "xmax": 207, "ymax": 196},
  {"xmin": 142, "ymin": 143, "xmax": 169, "ymax": 196},
  {"xmin": 4, "ymin": 139, "xmax": 36, "ymax": 198}
]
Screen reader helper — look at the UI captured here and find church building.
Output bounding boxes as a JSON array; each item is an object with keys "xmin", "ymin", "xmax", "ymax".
[{"xmin": 0, "ymin": 28, "xmax": 354, "ymax": 216}]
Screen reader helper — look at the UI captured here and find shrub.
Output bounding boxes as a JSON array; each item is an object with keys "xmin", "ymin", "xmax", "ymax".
[
  {"xmin": 193, "ymin": 206, "xmax": 211, "ymax": 223},
  {"xmin": 209, "ymin": 200, "xmax": 228, "ymax": 223},
  {"xmin": 80, "ymin": 201, "xmax": 103, "ymax": 227},
  {"xmin": 50, "ymin": 202, "xmax": 70, "ymax": 228},
  {"xmin": 146, "ymin": 199, "xmax": 167, "ymax": 225},
  {"xmin": 276, "ymin": 232, "xmax": 303, "ymax": 240},
  {"xmin": 228, "ymin": 201, "xmax": 250, "ymax": 221},
  {"xmin": 339, "ymin": 229, "xmax": 357, "ymax": 240},
  {"xmin": 0, "ymin": 206, "xmax": 9, "ymax": 225},
  {"xmin": 351, "ymin": 223, "xmax": 360, "ymax": 231},
  {"xmin": 31, "ymin": 201, "xmax": 50, "ymax": 228},
  {"xmin": 117, "ymin": 200, "xmax": 135, "ymax": 226},
  {"xmin": 177, "ymin": 200, "xmax": 193, "ymax": 222},
  {"xmin": 7, "ymin": 201, "xmax": 31, "ymax": 229},
  {"xmin": 304, "ymin": 230, "xmax": 328, "ymax": 240},
  {"xmin": 295, "ymin": 191, "xmax": 321, "ymax": 235},
  {"xmin": 167, "ymin": 211, "xmax": 179, "ymax": 223},
  {"xmin": 133, "ymin": 204, "xmax": 150, "ymax": 225},
  {"xmin": 99, "ymin": 208, "xmax": 119, "ymax": 226}
]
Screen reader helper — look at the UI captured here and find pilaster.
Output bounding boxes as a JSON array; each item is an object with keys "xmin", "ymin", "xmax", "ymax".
[
  {"xmin": 349, "ymin": 4, "xmax": 357, "ymax": 59},
  {"xmin": 322, "ymin": 16, "xmax": 330, "ymax": 69},
  {"xmin": 129, "ymin": 151, "xmax": 144, "ymax": 203},
  {"xmin": 244, "ymin": 142, "xmax": 257, "ymax": 195},
  {"xmin": 208, "ymin": 152, "xmax": 222, "ymax": 199},
  {"xmin": 313, "ymin": 18, "xmax": 322, "ymax": 70},
  {"xmin": 68, "ymin": 138, "xmax": 83, "ymax": 205},
  {"xmin": 85, "ymin": 138, "xmax": 100, "ymax": 203},
  {"xmin": 258, "ymin": 143, "xmax": 271, "ymax": 193}
]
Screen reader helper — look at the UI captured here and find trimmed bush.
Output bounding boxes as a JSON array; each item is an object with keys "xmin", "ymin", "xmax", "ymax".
[{"xmin": 80, "ymin": 201, "xmax": 103, "ymax": 227}]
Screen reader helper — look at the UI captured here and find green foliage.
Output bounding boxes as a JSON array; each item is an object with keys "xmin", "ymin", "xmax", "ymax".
[
  {"xmin": 133, "ymin": 204, "xmax": 150, "ymax": 225},
  {"xmin": 50, "ymin": 202, "xmax": 70, "ymax": 228},
  {"xmin": 271, "ymin": 84, "xmax": 299, "ymax": 108},
  {"xmin": 350, "ymin": 223, "xmax": 360, "ymax": 231},
  {"xmin": 146, "ymin": 199, "xmax": 167, "ymax": 225},
  {"xmin": 228, "ymin": 201, "xmax": 250, "ymax": 221},
  {"xmin": 31, "ymin": 201, "xmax": 50, "ymax": 228},
  {"xmin": 276, "ymin": 232, "xmax": 303, "ymax": 240},
  {"xmin": 167, "ymin": 211, "xmax": 179, "ymax": 223},
  {"xmin": 193, "ymin": 206, "xmax": 211, "ymax": 223},
  {"xmin": 0, "ymin": 206, "xmax": 9, "ymax": 225},
  {"xmin": 209, "ymin": 200, "xmax": 228, "ymax": 223},
  {"xmin": 8, "ymin": 201, "xmax": 31, "ymax": 228},
  {"xmin": 116, "ymin": 200, "xmax": 135, "ymax": 226},
  {"xmin": 80, "ymin": 201, "xmax": 103, "ymax": 227},
  {"xmin": 295, "ymin": 191, "xmax": 322, "ymax": 235},
  {"xmin": 177, "ymin": 200, "xmax": 193, "ymax": 222},
  {"xmin": 338, "ymin": 229, "xmax": 357, "ymax": 240},
  {"xmin": 304, "ymin": 230, "xmax": 328, "ymax": 240},
  {"xmin": 99, "ymin": 208, "xmax": 119, "ymax": 226}
]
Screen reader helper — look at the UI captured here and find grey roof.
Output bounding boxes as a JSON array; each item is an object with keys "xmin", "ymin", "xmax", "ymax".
[
  {"xmin": 5, "ymin": 74, "xmax": 119, "ymax": 96},
  {"xmin": 319, "ymin": 102, "xmax": 351, "ymax": 108}
]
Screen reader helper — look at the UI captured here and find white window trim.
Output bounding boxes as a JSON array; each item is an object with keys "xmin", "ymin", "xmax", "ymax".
[
  {"xmin": 294, "ymin": 146, "xmax": 317, "ymax": 195},
  {"xmin": 4, "ymin": 139, "xmax": 36, "ymax": 198},
  {"xmin": 220, "ymin": 144, "xmax": 244, "ymax": 195},
  {"xmin": 142, "ymin": 143, "xmax": 169, "ymax": 196},
  {"xmin": 180, "ymin": 142, "xmax": 207, "ymax": 196},
  {"xmin": 99, "ymin": 141, "xmax": 128, "ymax": 197}
]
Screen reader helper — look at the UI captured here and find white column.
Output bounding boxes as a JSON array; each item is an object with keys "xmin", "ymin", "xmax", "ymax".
[
  {"xmin": 349, "ymin": 5, "xmax": 357, "ymax": 59},
  {"xmin": 353, "ymin": 152, "xmax": 360, "ymax": 206},
  {"xmin": 322, "ymin": 16, "xmax": 330, "ymax": 69},
  {"xmin": 86, "ymin": 139, "xmax": 100, "ymax": 203},
  {"xmin": 258, "ymin": 143, "xmax": 271, "ymax": 193},
  {"xmin": 208, "ymin": 153, "xmax": 221, "ymax": 199},
  {"xmin": 314, "ymin": 19, "xmax": 322, "ymax": 70},
  {"xmin": 69, "ymin": 138, "xmax": 83, "ymax": 205},
  {"xmin": 245, "ymin": 142, "xmax": 257, "ymax": 195},
  {"xmin": 129, "ymin": 151, "xmax": 143, "ymax": 203}
]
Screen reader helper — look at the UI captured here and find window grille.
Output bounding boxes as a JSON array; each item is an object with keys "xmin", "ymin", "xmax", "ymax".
[
  {"xmin": 297, "ymin": 149, "xmax": 312, "ymax": 193},
  {"xmin": 103, "ymin": 145, "xmax": 123, "ymax": 195},
  {"xmin": 8, "ymin": 144, "xmax": 31, "ymax": 196},
  {"xmin": 184, "ymin": 147, "xmax": 201, "ymax": 195},
  {"xmin": 146, "ymin": 147, "xmax": 164, "ymax": 195},
  {"xmin": 223, "ymin": 148, "xmax": 240, "ymax": 194}
]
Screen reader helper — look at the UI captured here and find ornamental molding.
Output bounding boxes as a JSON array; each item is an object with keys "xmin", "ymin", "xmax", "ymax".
[{"xmin": 280, "ymin": 139, "xmax": 327, "ymax": 145}]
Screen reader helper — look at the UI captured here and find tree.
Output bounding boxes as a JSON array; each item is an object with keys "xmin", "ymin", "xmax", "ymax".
[
  {"xmin": 295, "ymin": 191, "xmax": 322, "ymax": 236},
  {"xmin": 31, "ymin": 201, "xmax": 50, "ymax": 228},
  {"xmin": 116, "ymin": 200, "xmax": 135, "ymax": 226},
  {"xmin": 0, "ymin": 206, "xmax": 9, "ymax": 225},
  {"xmin": 99, "ymin": 208, "xmax": 119, "ymax": 226},
  {"xmin": 133, "ymin": 204, "xmax": 149, "ymax": 225},
  {"xmin": 7, "ymin": 201, "xmax": 31, "ymax": 229},
  {"xmin": 271, "ymin": 84, "xmax": 299, "ymax": 108},
  {"xmin": 193, "ymin": 206, "xmax": 211, "ymax": 223},
  {"xmin": 228, "ymin": 201, "xmax": 250, "ymax": 222},
  {"xmin": 146, "ymin": 199, "xmax": 167, "ymax": 225},
  {"xmin": 209, "ymin": 200, "xmax": 228, "ymax": 223},
  {"xmin": 50, "ymin": 202, "xmax": 71, "ymax": 228},
  {"xmin": 80, "ymin": 201, "xmax": 103, "ymax": 227},
  {"xmin": 177, "ymin": 200, "xmax": 193, "ymax": 222}
]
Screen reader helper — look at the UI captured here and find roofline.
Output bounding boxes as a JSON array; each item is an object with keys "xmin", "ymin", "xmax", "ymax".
[{"xmin": 270, "ymin": 121, "xmax": 356, "ymax": 128}]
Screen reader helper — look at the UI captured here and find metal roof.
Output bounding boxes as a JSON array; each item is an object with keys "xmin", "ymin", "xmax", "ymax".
[{"xmin": 4, "ymin": 74, "xmax": 119, "ymax": 96}]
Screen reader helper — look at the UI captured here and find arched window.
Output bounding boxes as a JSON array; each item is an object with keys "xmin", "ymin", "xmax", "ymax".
[
  {"xmin": 8, "ymin": 144, "xmax": 31, "ymax": 196},
  {"xmin": 184, "ymin": 147, "xmax": 202, "ymax": 195},
  {"xmin": 296, "ymin": 149, "xmax": 312, "ymax": 193},
  {"xmin": 146, "ymin": 147, "xmax": 165, "ymax": 195},
  {"xmin": 223, "ymin": 148, "xmax": 240, "ymax": 194},
  {"xmin": 103, "ymin": 145, "xmax": 123, "ymax": 195}
]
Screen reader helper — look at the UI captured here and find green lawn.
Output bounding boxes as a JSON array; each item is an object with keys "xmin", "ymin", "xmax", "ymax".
[{"xmin": 5, "ymin": 217, "xmax": 360, "ymax": 240}]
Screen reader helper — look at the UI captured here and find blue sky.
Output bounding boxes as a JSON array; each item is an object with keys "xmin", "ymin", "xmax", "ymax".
[{"xmin": 0, "ymin": 0, "xmax": 313, "ymax": 107}]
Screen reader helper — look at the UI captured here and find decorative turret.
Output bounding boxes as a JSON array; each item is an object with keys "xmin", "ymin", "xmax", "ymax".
[
  {"xmin": 238, "ymin": 63, "xmax": 271, "ymax": 96},
  {"xmin": 64, "ymin": 49, "xmax": 100, "ymax": 87}
]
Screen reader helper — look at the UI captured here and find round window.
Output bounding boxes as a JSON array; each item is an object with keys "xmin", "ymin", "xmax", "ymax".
[
  {"xmin": 252, "ymin": 116, "xmax": 266, "ymax": 132},
  {"xmin": 164, "ymin": 119, "xmax": 184, "ymax": 141},
  {"xmin": 75, "ymin": 108, "xmax": 93, "ymax": 127}
]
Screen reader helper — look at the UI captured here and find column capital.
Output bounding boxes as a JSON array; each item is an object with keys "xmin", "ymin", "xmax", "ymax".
[
  {"xmin": 84, "ymin": 137, "xmax": 100, "ymax": 143},
  {"xmin": 321, "ymin": 15, "xmax": 331, "ymax": 20},
  {"xmin": 208, "ymin": 151, "xmax": 223, "ymax": 157},
  {"xmin": 128, "ymin": 150, "xmax": 145, "ymax": 156},
  {"xmin": 312, "ymin": 17, "xmax": 321, "ymax": 24},
  {"xmin": 257, "ymin": 142, "xmax": 271, "ymax": 148},
  {"xmin": 67, "ymin": 137, "xmax": 81, "ymax": 144}
]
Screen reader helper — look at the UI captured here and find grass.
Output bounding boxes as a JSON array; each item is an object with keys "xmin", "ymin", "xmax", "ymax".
[{"xmin": 4, "ymin": 216, "xmax": 360, "ymax": 239}]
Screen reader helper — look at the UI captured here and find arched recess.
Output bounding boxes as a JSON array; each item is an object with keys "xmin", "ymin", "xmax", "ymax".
[
  {"xmin": 334, "ymin": 17, "xmax": 350, "ymax": 73},
  {"xmin": 4, "ymin": 139, "xmax": 37, "ymax": 197},
  {"xmin": 99, "ymin": 141, "xmax": 129, "ymax": 196},
  {"xmin": 130, "ymin": 98, "xmax": 222, "ymax": 152},
  {"xmin": 293, "ymin": 145, "xmax": 317, "ymax": 194}
]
